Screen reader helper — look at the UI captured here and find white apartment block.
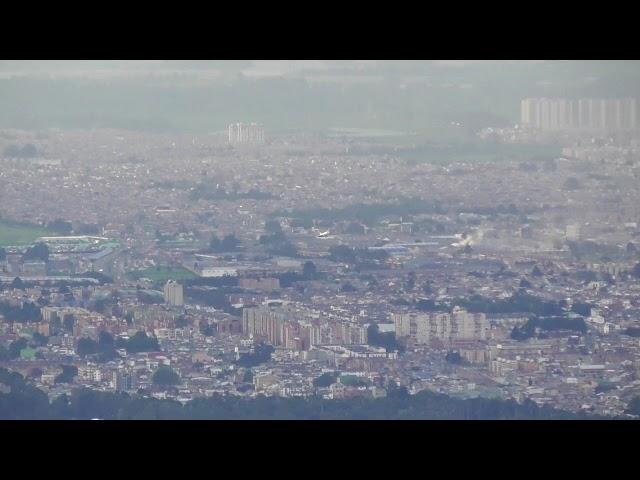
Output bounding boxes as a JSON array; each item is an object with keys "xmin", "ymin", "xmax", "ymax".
[
  {"xmin": 163, "ymin": 280, "xmax": 184, "ymax": 307},
  {"xmin": 228, "ymin": 123, "xmax": 265, "ymax": 144},
  {"xmin": 393, "ymin": 307, "xmax": 488, "ymax": 345},
  {"xmin": 521, "ymin": 98, "xmax": 638, "ymax": 132}
]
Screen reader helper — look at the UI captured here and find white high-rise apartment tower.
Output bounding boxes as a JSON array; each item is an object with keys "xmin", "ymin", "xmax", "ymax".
[{"xmin": 163, "ymin": 280, "xmax": 184, "ymax": 307}]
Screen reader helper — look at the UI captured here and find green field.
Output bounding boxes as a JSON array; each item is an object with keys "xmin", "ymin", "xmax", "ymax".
[
  {"xmin": 127, "ymin": 266, "xmax": 198, "ymax": 283},
  {"xmin": 0, "ymin": 219, "xmax": 52, "ymax": 247}
]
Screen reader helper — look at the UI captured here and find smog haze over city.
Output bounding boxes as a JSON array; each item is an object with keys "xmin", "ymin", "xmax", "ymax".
[{"xmin": 2, "ymin": 60, "xmax": 640, "ymax": 420}]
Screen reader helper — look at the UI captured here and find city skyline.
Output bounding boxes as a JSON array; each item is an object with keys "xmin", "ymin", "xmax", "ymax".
[{"xmin": 2, "ymin": 60, "xmax": 640, "ymax": 421}]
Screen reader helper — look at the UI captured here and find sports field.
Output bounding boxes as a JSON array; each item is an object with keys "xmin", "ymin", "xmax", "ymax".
[{"xmin": 0, "ymin": 220, "xmax": 52, "ymax": 247}]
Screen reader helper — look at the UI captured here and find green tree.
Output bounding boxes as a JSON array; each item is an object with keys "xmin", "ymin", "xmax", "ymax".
[
  {"xmin": 265, "ymin": 220, "xmax": 283, "ymax": 234},
  {"xmin": 95, "ymin": 331, "xmax": 118, "ymax": 362},
  {"xmin": 235, "ymin": 343, "xmax": 274, "ymax": 367},
  {"xmin": 152, "ymin": 366, "xmax": 181, "ymax": 386},
  {"xmin": 77, "ymin": 337, "xmax": 98, "ymax": 357},
  {"xmin": 626, "ymin": 397, "xmax": 640, "ymax": 416},
  {"xmin": 339, "ymin": 375, "xmax": 369, "ymax": 387},
  {"xmin": 622, "ymin": 327, "xmax": 640, "ymax": 337},
  {"xmin": 221, "ymin": 234, "xmax": 241, "ymax": 252},
  {"xmin": 209, "ymin": 234, "xmax": 221, "ymax": 252},
  {"xmin": 55, "ymin": 365, "xmax": 78, "ymax": 384},
  {"xmin": 47, "ymin": 218, "xmax": 73, "ymax": 235},
  {"xmin": 209, "ymin": 234, "xmax": 241, "ymax": 253},
  {"xmin": 122, "ymin": 331, "xmax": 160, "ymax": 353},
  {"xmin": 519, "ymin": 278, "xmax": 533, "ymax": 289},
  {"xmin": 9, "ymin": 337, "xmax": 28, "ymax": 359},
  {"xmin": 445, "ymin": 351, "xmax": 465, "ymax": 364},
  {"xmin": 571, "ymin": 302, "xmax": 592, "ymax": 317},
  {"xmin": 367, "ymin": 324, "xmax": 403, "ymax": 353},
  {"xmin": 98, "ymin": 331, "xmax": 115, "ymax": 350},
  {"xmin": 340, "ymin": 282, "xmax": 357, "ymax": 293},
  {"xmin": 32, "ymin": 332, "xmax": 48, "ymax": 347},
  {"xmin": 50, "ymin": 394, "xmax": 72, "ymax": 419},
  {"xmin": 302, "ymin": 261, "xmax": 317, "ymax": 280},
  {"xmin": 328, "ymin": 245, "xmax": 357, "ymax": 263},
  {"xmin": 313, "ymin": 372, "xmax": 337, "ymax": 388},
  {"xmin": 23, "ymin": 243, "xmax": 49, "ymax": 262},
  {"xmin": 199, "ymin": 323, "xmax": 215, "ymax": 336},
  {"xmin": 0, "ymin": 365, "xmax": 592, "ymax": 420},
  {"xmin": 63, "ymin": 315, "xmax": 76, "ymax": 333}
]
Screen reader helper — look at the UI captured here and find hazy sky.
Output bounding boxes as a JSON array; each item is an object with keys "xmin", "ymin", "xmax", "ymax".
[
  {"xmin": 0, "ymin": 60, "xmax": 549, "ymax": 78},
  {"xmin": 1, "ymin": 61, "xmax": 638, "ymax": 134}
]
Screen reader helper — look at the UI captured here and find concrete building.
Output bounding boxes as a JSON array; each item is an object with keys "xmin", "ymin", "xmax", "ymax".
[
  {"xmin": 393, "ymin": 307, "xmax": 488, "ymax": 346},
  {"xmin": 242, "ymin": 306, "xmax": 288, "ymax": 346},
  {"xmin": 228, "ymin": 123, "xmax": 265, "ymax": 144},
  {"xmin": 114, "ymin": 369, "xmax": 134, "ymax": 392},
  {"xmin": 565, "ymin": 224, "xmax": 581, "ymax": 241},
  {"xmin": 163, "ymin": 280, "xmax": 184, "ymax": 307},
  {"xmin": 242, "ymin": 305, "xmax": 367, "ymax": 350},
  {"xmin": 521, "ymin": 98, "xmax": 638, "ymax": 132}
]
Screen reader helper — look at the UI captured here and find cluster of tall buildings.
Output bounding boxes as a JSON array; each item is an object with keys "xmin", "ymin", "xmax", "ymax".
[
  {"xmin": 393, "ymin": 307, "xmax": 488, "ymax": 346},
  {"xmin": 242, "ymin": 305, "xmax": 368, "ymax": 351},
  {"xmin": 520, "ymin": 98, "xmax": 638, "ymax": 132},
  {"xmin": 228, "ymin": 123, "xmax": 265, "ymax": 144},
  {"xmin": 40, "ymin": 306, "xmax": 105, "ymax": 337}
]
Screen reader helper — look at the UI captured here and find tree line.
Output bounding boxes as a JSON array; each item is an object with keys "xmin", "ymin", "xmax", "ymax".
[{"xmin": 0, "ymin": 368, "xmax": 597, "ymax": 420}]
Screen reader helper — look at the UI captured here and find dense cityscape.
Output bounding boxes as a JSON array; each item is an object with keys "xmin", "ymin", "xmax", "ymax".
[{"xmin": 2, "ymin": 61, "xmax": 640, "ymax": 420}]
